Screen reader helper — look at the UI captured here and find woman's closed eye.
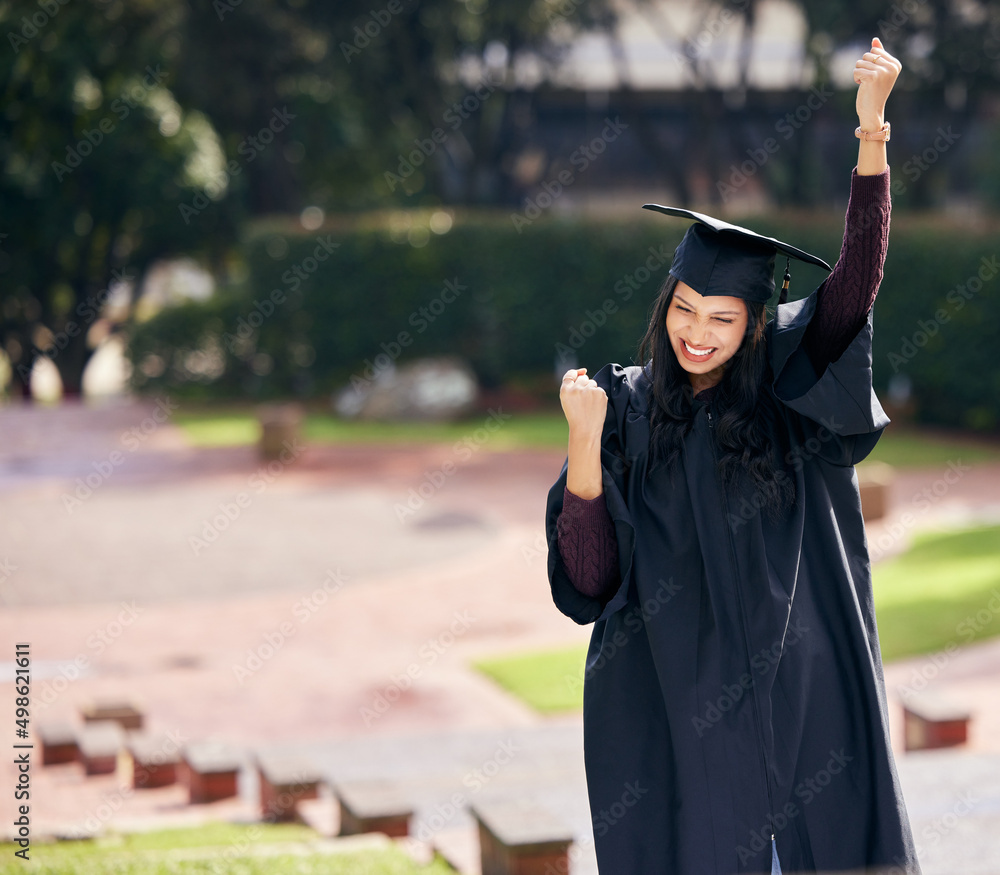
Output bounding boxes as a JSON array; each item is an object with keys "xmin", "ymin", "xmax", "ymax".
[{"xmin": 676, "ymin": 304, "xmax": 733, "ymax": 325}]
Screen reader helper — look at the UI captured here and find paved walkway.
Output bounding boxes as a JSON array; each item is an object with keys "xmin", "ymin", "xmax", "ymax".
[{"xmin": 0, "ymin": 398, "xmax": 998, "ymax": 872}]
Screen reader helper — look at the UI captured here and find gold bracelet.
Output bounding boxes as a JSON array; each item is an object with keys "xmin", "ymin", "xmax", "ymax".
[{"xmin": 856, "ymin": 121, "xmax": 890, "ymax": 142}]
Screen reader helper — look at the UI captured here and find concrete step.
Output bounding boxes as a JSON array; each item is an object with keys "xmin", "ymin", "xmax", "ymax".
[{"xmin": 260, "ymin": 722, "xmax": 1000, "ymax": 875}]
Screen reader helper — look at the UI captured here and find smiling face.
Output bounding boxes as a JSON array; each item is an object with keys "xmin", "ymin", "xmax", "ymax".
[{"xmin": 665, "ymin": 280, "xmax": 749, "ymax": 387}]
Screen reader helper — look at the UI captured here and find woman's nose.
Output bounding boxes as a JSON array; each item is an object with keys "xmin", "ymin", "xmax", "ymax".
[{"xmin": 687, "ymin": 322, "xmax": 711, "ymax": 345}]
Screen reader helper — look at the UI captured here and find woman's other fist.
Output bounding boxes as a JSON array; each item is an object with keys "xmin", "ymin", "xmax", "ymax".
[{"xmin": 559, "ymin": 367, "xmax": 608, "ymax": 441}]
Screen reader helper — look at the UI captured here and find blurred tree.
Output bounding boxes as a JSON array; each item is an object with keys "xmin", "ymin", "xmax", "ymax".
[
  {"xmin": 167, "ymin": 0, "xmax": 622, "ymax": 210},
  {"xmin": 0, "ymin": 0, "xmax": 231, "ymax": 399},
  {"xmin": 167, "ymin": 0, "xmax": 320, "ymax": 215},
  {"xmin": 1, "ymin": 0, "xmax": 629, "ymax": 399},
  {"xmin": 302, "ymin": 0, "xmax": 623, "ymax": 206}
]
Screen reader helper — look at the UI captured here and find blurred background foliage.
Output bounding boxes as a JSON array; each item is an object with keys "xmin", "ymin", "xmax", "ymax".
[
  {"xmin": 125, "ymin": 212, "xmax": 1000, "ymax": 430},
  {"xmin": 2, "ymin": 0, "xmax": 999, "ymax": 430}
]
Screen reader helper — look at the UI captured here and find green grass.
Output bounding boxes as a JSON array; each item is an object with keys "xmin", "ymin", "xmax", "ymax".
[
  {"xmin": 172, "ymin": 408, "xmax": 1000, "ymax": 465},
  {"xmin": 473, "ymin": 525, "xmax": 1000, "ymax": 712},
  {"xmin": 171, "ymin": 410, "xmax": 567, "ymax": 450},
  {"xmin": 0, "ymin": 823, "xmax": 455, "ymax": 874},
  {"xmin": 862, "ymin": 430, "xmax": 1000, "ymax": 468},
  {"xmin": 300, "ymin": 412, "xmax": 565, "ymax": 449},
  {"xmin": 62, "ymin": 822, "xmax": 315, "ymax": 852},
  {"xmin": 872, "ymin": 524, "xmax": 1000, "ymax": 661},
  {"xmin": 172, "ymin": 413, "xmax": 262, "ymax": 447},
  {"xmin": 475, "ymin": 646, "xmax": 587, "ymax": 714}
]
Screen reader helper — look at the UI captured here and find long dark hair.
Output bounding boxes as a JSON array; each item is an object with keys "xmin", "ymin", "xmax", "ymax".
[{"xmin": 636, "ymin": 274, "xmax": 793, "ymax": 513}]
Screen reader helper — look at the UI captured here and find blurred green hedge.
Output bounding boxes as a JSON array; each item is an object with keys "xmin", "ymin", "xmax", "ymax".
[{"xmin": 125, "ymin": 207, "xmax": 1000, "ymax": 431}]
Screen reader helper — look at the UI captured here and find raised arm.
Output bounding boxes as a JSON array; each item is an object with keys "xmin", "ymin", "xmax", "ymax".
[{"xmin": 802, "ymin": 38, "xmax": 900, "ymax": 373}]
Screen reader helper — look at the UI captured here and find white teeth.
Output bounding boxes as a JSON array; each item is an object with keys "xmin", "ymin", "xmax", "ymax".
[{"xmin": 683, "ymin": 341, "xmax": 715, "ymax": 356}]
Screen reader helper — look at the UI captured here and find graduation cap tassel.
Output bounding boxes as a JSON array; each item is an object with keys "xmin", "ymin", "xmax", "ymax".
[{"xmin": 778, "ymin": 258, "xmax": 791, "ymax": 306}]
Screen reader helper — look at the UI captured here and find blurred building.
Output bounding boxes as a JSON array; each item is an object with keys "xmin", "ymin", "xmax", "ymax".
[{"xmin": 447, "ymin": 0, "xmax": 994, "ymax": 215}]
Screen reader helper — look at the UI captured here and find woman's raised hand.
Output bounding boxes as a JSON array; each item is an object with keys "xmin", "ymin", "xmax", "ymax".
[
  {"xmin": 560, "ymin": 367, "xmax": 608, "ymax": 441},
  {"xmin": 854, "ymin": 37, "xmax": 901, "ymax": 130}
]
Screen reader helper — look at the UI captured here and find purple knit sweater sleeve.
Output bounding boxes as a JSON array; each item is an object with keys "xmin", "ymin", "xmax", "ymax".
[
  {"xmin": 803, "ymin": 166, "xmax": 891, "ymax": 372},
  {"xmin": 556, "ymin": 486, "xmax": 620, "ymax": 599}
]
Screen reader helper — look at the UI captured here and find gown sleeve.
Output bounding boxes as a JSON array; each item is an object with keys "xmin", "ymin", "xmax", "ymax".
[
  {"xmin": 768, "ymin": 167, "xmax": 892, "ymax": 466},
  {"xmin": 544, "ymin": 363, "xmax": 640, "ymax": 625}
]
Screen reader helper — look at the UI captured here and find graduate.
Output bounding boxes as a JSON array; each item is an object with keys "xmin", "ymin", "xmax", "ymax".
[{"xmin": 544, "ymin": 38, "xmax": 921, "ymax": 875}]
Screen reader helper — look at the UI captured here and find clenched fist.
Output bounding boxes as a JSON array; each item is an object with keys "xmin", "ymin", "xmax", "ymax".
[
  {"xmin": 854, "ymin": 37, "xmax": 900, "ymax": 131},
  {"xmin": 560, "ymin": 367, "xmax": 608, "ymax": 441}
]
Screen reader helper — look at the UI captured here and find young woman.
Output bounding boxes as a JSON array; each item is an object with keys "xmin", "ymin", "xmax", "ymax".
[{"xmin": 544, "ymin": 38, "xmax": 920, "ymax": 875}]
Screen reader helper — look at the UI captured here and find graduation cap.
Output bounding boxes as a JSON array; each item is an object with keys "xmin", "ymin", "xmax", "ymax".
[{"xmin": 642, "ymin": 205, "xmax": 833, "ymax": 305}]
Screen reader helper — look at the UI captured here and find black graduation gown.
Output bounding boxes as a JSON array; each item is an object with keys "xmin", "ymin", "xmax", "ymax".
[{"xmin": 545, "ymin": 292, "xmax": 921, "ymax": 875}]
